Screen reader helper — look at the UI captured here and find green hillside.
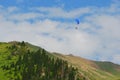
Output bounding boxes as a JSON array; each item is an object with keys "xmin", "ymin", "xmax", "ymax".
[
  {"xmin": 0, "ymin": 41, "xmax": 120, "ymax": 80},
  {"xmin": 0, "ymin": 41, "xmax": 83, "ymax": 80},
  {"xmin": 95, "ymin": 61, "xmax": 120, "ymax": 76}
]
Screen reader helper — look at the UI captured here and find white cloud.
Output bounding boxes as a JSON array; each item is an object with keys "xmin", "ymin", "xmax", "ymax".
[
  {"xmin": 0, "ymin": 3, "xmax": 120, "ymax": 64},
  {"xmin": 33, "ymin": 7, "xmax": 91, "ymax": 18},
  {"xmin": 112, "ymin": 54, "xmax": 120, "ymax": 64},
  {"xmin": 8, "ymin": 12, "xmax": 45, "ymax": 21},
  {"xmin": 0, "ymin": 5, "xmax": 3, "ymax": 9},
  {"xmin": 7, "ymin": 6, "xmax": 18, "ymax": 13}
]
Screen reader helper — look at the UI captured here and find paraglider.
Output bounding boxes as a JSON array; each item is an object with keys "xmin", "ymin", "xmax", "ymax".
[
  {"xmin": 75, "ymin": 19, "xmax": 80, "ymax": 24},
  {"xmin": 75, "ymin": 19, "xmax": 80, "ymax": 29}
]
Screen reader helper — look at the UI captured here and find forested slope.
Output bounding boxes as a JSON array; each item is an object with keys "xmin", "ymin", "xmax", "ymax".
[{"xmin": 0, "ymin": 41, "xmax": 84, "ymax": 80}]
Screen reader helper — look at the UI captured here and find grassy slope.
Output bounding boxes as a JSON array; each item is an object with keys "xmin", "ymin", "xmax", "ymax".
[
  {"xmin": 0, "ymin": 41, "xmax": 57, "ymax": 80},
  {"xmin": 0, "ymin": 42, "xmax": 120, "ymax": 80},
  {"xmin": 0, "ymin": 42, "xmax": 41, "ymax": 80},
  {"xmin": 0, "ymin": 42, "xmax": 14, "ymax": 80},
  {"xmin": 95, "ymin": 61, "xmax": 120, "ymax": 77},
  {"xmin": 52, "ymin": 53, "xmax": 120, "ymax": 80}
]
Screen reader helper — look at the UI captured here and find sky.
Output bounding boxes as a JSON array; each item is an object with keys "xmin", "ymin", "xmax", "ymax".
[{"xmin": 0, "ymin": 0, "xmax": 120, "ymax": 64}]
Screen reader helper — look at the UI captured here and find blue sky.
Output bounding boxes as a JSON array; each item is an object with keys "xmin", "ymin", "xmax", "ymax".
[
  {"xmin": 0, "ymin": 0, "xmax": 112, "ymax": 9},
  {"xmin": 0, "ymin": 0, "xmax": 120, "ymax": 64}
]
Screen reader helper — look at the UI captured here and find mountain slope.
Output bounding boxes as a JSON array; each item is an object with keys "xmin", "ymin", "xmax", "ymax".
[
  {"xmin": 53, "ymin": 53, "xmax": 120, "ymax": 80},
  {"xmin": 0, "ymin": 41, "xmax": 82, "ymax": 80},
  {"xmin": 0, "ymin": 41, "xmax": 120, "ymax": 80}
]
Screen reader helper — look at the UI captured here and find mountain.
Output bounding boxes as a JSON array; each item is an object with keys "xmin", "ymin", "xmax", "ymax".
[
  {"xmin": 0, "ymin": 41, "xmax": 120, "ymax": 80},
  {"xmin": 53, "ymin": 53, "xmax": 120, "ymax": 80}
]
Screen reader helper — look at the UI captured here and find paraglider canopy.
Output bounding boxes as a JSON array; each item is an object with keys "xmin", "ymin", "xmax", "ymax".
[{"xmin": 75, "ymin": 19, "xmax": 80, "ymax": 24}]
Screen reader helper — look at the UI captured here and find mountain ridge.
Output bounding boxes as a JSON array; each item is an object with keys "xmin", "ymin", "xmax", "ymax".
[{"xmin": 0, "ymin": 41, "xmax": 120, "ymax": 80}]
